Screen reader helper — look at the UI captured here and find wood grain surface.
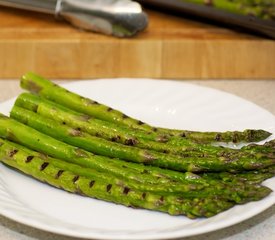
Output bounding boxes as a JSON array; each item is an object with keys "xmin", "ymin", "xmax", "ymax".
[{"xmin": 0, "ymin": 6, "xmax": 274, "ymax": 79}]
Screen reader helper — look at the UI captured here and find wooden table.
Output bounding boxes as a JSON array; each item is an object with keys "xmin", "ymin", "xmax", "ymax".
[{"xmin": 0, "ymin": 6, "xmax": 274, "ymax": 79}]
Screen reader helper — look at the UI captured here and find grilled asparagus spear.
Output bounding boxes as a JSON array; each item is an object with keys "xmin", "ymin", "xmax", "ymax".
[
  {"xmin": 0, "ymin": 113, "xmax": 234, "ymax": 184},
  {"xmin": 20, "ymin": 72, "xmax": 271, "ymax": 143},
  {"xmin": 1, "ymin": 138, "xmax": 238, "ymax": 218},
  {"xmin": 14, "ymin": 93, "xmax": 197, "ymax": 154},
  {"xmin": 2, "ymin": 138, "xmax": 269, "ymax": 203},
  {"xmin": 201, "ymin": 165, "xmax": 275, "ymax": 185},
  {"xmin": 15, "ymin": 93, "xmax": 274, "ymax": 158},
  {"xmin": 7, "ymin": 110, "xmax": 275, "ymax": 173}
]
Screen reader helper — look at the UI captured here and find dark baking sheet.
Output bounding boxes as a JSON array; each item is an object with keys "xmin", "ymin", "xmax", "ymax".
[{"xmin": 137, "ymin": 0, "xmax": 275, "ymax": 39}]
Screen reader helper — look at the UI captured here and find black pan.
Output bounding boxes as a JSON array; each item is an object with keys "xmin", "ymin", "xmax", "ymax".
[{"xmin": 137, "ymin": 0, "xmax": 275, "ymax": 39}]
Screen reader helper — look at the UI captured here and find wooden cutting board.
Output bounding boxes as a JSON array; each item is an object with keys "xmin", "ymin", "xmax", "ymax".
[{"xmin": 0, "ymin": 6, "xmax": 274, "ymax": 79}]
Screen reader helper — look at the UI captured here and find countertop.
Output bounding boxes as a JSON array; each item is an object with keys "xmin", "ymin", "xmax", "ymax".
[
  {"xmin": 0, "ymin": 79, "xmax": 274, "ymax": 240},
  {"xmin": 1, "ymin": 7, "xmax": 275, "ymax": 79}
]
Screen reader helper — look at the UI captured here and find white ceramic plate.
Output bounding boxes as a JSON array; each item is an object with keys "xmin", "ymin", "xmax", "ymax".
[{"xmin": 0, "ymin": 79, "xmax": 274, "ymax": 240}]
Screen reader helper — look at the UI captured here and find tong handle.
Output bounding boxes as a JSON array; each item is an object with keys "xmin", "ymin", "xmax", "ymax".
[
  {"xmin": 0, "ymin": 0, "xmax": 57, "ymax": 14},
  {"xmin": 0, "ymin": 0, "xmax": 148, "ymax": 37}
]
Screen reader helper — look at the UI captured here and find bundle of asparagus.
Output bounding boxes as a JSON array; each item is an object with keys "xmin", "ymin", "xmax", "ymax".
[{"xmin": 0, "ymin": 72, "xmax": 274, "ymax": 218}]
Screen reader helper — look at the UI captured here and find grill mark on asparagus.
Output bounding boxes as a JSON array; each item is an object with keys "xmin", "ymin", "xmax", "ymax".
[
  {"xmin": 182, "ymin": 153, "xmax": 190, "ymax": 158},
  {"xmin": 38, "ymin": 152, "xmax": 48, "ymax": 160},
  {"xmin": 122, "ymin": 114, "xmax": 129, "ymax": 119},
  {"xmin": 111, "ymin": 136, "xmax": 121, "ymax": 142},
  {"xmin": 123, "ymin": 187, "xmax": 131, "ymax": 195},
  {"xmin": 26, "ymin": 81, "xmax": 42, "ymax": 93},
  {"xmin": 79, "ymin": 115, "xmax": 92, "ymax": 121},
  {"xmin": 215, "ymin": 133, "xmax": 222, "ymax": 141},
  {"xmin": 73, "ymin": 175, "xmax": 80, "ymax": 183},
  {"xmin": 142, "ymin": 193, "xmax": 146, "ymax": 199},
  {"xmin": 181, "ymin": 132, "xmax": 186, "ymax": 138},
  {"xmin": 74, "ymin": 148, "xmax": 90, "ymax": 157},
  {"xmin": 107, "ymin": 107, "xmax": 113, "ymax": 112},
  {"xmin": 199, "ymin": 153, "xmax": 205, "ymax": 158},
  {"xmin": 25, "ymin": 156, "xmax": 34, "ymax": 163},
  {"xmin": 125, "ymin": 138, "xmax": 137, "ymax": 146},
  {"xmin": 158, "ymin": 196, "xmax": 165, "ymax": 205},
  {"xmin": 152, "ymin": 127, "xmax": 158, "ymax": 132},
  {"xmin": 89, "ymin": 180, "xmax": 95, "ymax": 188},
  {"xmin": 106, "ymin": 184, "xmax": 112, "ymax": 193},
  {"xmin": 55, "ymin": 170, "xmax": 64, "ymax": 179},
  {"xmin": 233, "ymin": 134, "xmax": 238, "ymax": 143},
  {"xmin": 143, "ymin": 151, "xmax": 156, "ymax": 162},
  {"xmin": 95, "ymin": 133, "xmax": 100, "ymax": 137},
  {"xmin": 40, "ymin": 162, "xmax": 49, "ymax": 171},
  {"xmin": 84, "ymin": 99, "xmax": 99, "ymax": 105},
  {"xmin": 155, "ymin": 134, "xmax": 169, "ymax": 143},
  {"xmin": 33, "ymin": 105, "xmax": 38, "ymax": 113},
  {"xmin": 69, "ymin": 129, "xmax": 83, "ymax": 137},
  {"xmin": 6, "ymin": 131, "xmax": 20, "ymax": 143},
  {"xmin": 9, "ymin": 149, "xmax": 18, "ymax": 157}
]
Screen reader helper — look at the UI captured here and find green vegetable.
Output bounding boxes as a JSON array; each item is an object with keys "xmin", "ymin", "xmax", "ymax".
[
  {"xmin": 1, "ymin": 138, "xmax": 237, "ymax": 218},
  {"xmin": 15, "ymin": 93, "xmax": 273, "ymax": 158},
  {"xmin": 14, "ymin": 93, "xmax": 197, "ymax": 155},
  {"xmin": 20, "ymin": 72, "xmax": 271, "ymax": 143},
  {"xmin": 0, "ymin": 72, "xmax": 273, "ymax": 219},
  {"xmin": 8, "ymin": 109, "xmax": 275, "ymax": 173},
  {"xmin": 2, "ymin": 138, "xmax": 269, "ymax": 203}
]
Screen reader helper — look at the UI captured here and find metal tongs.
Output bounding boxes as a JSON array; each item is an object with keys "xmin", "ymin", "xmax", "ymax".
[{"xmin": 0, "ymin": 0, "xmax": 148, "ymax": 37}]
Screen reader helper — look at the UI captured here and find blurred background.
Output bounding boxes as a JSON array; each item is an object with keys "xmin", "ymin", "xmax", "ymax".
[{"xmin": 0, "ymin": 0, "xmax": 274, "ymax": 79}]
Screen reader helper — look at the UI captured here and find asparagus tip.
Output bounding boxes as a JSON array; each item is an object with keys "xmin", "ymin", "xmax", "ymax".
[{"xmin": 246, "ymin": 129, "xmax": 272, "ymax": 142}]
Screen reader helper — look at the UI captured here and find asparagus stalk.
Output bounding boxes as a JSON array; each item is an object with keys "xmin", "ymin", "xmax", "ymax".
[
  {"xmin": 201, "ymin": 165, "xmax": 275, "ymax": 185},
  {"xmin": 10, "ymin": 106, "xmax": 204, "ymax": 164},
  {"xmin": 2, "ymin": 113, "xmax": 207, "ymax": 185},
  {"xmin": 2, "ymin": 111, "xmax": 274, "ymax": 192},
  {"xmin": 14, "ymin": 93, "xmax": 194, "ymax": 154},
  {"xmin": 2, "ymin": 138, "xmax": 267, "ymax": 203},
  {"xmin": 20, "ymin": 72, "xmax": 271, "ymax": 143},
  {"xmin": 0, "ymin": 113, "xmax": 233, "ymax": 184},
  {"xmin": 8, "ymin": 109, "xmax": 275, "ymax": 173},
  {"xmin": 1, "ymin": 139, "xmax": 238, "ymax": 218},
  {"xmin": 14, "ymin": 93, "xmax": 275, "ymax": 165}
]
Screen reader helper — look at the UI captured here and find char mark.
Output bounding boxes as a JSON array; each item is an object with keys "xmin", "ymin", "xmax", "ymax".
[
  {"xmin": 89, "ymin": 180, "xmax": 95, "ymax": 188},
  {"xmin": 40, "ymin": 162, "xmax": 49, "ymax": 171},
  {"xmin": 73, "ymin": 175, "xmax": 80, "ymax": 183},
  {"xmin": 9, "ymin": 149, "xmax": 18, "ymax": 157},
  {"xmin": 55, "ymin": 170, "xmax": 64, "ymax": 179},
  {"xmin": 123, "ymin": 187, "xmax": 131, "ymax": 195},
  {"xmin": 106, "ymin": 184, "xmax": 112, "ymax": 193},
  {"xmin": 25, "ymin": 156, "xmax": 34, "ymax": 163}
]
